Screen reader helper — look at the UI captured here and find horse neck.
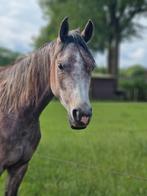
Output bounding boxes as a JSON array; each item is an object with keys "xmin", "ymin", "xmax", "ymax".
[{"xmin": 0, "ymin": 43, "xmax": 55, "ymax": 117}]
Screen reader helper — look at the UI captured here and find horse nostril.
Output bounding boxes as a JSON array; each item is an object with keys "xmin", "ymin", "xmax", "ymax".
[
  {"xmin": 72, "ymin": 109, "xmax": 80, "ymax": 122},
  {"xmin": 72, "ymin": 108, "xmax": 92, "ymax": 123}
]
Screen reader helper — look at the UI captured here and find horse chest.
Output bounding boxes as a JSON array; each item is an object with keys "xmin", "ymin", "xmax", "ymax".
[{"xmin": 0, "ymin": 116, "xmax": 41, "ymax": 166}]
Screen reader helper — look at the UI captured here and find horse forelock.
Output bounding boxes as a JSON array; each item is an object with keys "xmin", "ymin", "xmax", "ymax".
[{"xmin": 58, "ymin": 30, "xmax": 95, "ymax": 66}]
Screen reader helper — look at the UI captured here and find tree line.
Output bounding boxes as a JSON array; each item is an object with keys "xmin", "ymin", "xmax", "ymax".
[{"xmin": 0, "ymin": 47, "xmax": 20, "ymax": 66}]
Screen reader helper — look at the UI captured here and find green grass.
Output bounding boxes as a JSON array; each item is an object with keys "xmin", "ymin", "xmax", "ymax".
[{"xmin": 1, "ymin": 102, "xmax": 147, "ymax": 196}]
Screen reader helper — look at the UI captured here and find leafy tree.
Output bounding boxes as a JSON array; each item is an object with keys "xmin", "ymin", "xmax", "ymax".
[
  {"xmin": 0, "ymin": 47, "xmax": 20, "ymax": 66},
  {"xmin": 35, "ymin": 0, "xmax": 147, "ymax": 79},
  {"xmin": 103, "ymin": 0, "xmax": 147, "ymax": 77}
]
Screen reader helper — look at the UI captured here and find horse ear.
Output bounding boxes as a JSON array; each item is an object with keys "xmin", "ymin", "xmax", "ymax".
[
  {"xmin": 59, "ymin": 17, "xmax": 69, "ymax": 42},
  {"xmin": 81, "ymin": 20, "xmax": 94, "ymax": 43}
]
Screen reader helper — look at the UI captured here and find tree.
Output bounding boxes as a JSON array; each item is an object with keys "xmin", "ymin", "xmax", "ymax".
[
  {"xmin": 103, "ymin": 0, "xmax": 147, "ymax": 78},
  {"xmin": 35, "ymin": 0, "xmax": 147, "ymax": 79}
]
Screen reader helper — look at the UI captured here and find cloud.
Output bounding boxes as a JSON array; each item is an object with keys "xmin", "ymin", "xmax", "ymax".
[
  {"xmin": 120, "ymin": 29, "xmax": 147, "ymax": 68},
  {"xmin": 130, "ymin": 48, "xmax": 145, "ymax": 60},
  {"xmin": 0, "ymin": 0, "xmax": 45, "ymax": 52}
]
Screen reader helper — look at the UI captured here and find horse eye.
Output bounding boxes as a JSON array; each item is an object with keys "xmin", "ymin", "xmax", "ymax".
[{"xmin": 58, "ymin": 63, "xmax": 64, "ymax": 70}]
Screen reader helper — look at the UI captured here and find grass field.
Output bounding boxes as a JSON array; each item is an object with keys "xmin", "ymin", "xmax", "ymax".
[{"xmin": 0, "ymin": 102, "xmax": 147, "ymax": 196}]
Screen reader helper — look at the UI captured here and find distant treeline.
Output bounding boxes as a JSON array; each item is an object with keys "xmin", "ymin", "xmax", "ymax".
[
  {"xmin": 0, "ymin": 47, "xmax": 21, "ymax": 66},
  {"xmin": 94, "ymin": 65, "xmax": 147, "ymax": 101}
]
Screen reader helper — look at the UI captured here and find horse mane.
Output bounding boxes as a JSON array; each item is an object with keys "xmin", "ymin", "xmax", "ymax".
[
  {"xmin": 0, "ymin": 42, "xmax": 55, "ymax": 113},
  {"xmin": 0, "ymin": 30, "xmax": 94, "ymax": 114}
]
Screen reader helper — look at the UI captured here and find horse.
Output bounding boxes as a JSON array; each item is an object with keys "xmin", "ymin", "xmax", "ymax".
[{"xmin": 0, "ymin": 17, "xmax": 95, "ymax": 196}]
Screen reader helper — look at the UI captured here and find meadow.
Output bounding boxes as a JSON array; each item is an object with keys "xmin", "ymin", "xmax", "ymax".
[{"xmin": 0, "ymin": 102, "xmax": 147, "ymax": 196}]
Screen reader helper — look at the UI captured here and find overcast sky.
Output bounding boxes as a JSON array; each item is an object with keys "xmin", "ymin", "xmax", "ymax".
[{"xmin": 0, "ymin": 0, "xmax": 147, "ymax": 68}]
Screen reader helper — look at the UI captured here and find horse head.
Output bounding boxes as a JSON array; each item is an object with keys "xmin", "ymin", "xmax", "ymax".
[{"xmin": 50, "ymin": 17, "xmax": 95, "ymax": 129}]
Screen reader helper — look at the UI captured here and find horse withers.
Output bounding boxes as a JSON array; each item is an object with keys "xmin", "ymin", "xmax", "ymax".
[{"xmin": 0, "ymin": 17, "xmax": 95, "ymax": 195}]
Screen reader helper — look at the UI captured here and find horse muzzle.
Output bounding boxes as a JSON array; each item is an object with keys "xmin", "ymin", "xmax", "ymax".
[{"xmin": 69, "ymin": 107, "xmax": 92, "ymax": 130}]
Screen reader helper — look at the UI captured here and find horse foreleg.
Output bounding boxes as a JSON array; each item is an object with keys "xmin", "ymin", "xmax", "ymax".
[{"xmin": 5, "ymin": 163, "xmax": 28, "ymax": 196}]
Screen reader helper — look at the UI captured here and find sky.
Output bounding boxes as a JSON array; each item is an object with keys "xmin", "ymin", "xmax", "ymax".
[{"xmin": 0, "ymin": 0, "xmax": 147, "ymax": 68}]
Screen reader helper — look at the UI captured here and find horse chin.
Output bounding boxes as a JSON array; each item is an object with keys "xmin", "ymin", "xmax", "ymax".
[
  {"xmin": 68, "ymin": 117, "xmax": 87, "ymax": 130},
  {"xmin": 71, "ymin": 125, "xmax": 87, "ymax": 130}
]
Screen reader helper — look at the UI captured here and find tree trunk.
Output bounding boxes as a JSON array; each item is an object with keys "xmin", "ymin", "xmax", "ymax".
[
  {"xmin": 107, "ymin": 37, "xmax": 120, "ymax": 91},
  {"xmin": 108, "ymin": 38, "xmax": 120, "ymax": 79}
]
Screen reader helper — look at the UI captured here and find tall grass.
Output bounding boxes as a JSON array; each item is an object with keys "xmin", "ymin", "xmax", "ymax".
[{"xmin": 1, "ymin": 102, "xmax": 147, "ymax": 196}]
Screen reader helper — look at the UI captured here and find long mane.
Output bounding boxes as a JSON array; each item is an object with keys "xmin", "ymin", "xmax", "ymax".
[{"xmin": 0, "ymin": 42, "xmax": 54, "ymax": 113}]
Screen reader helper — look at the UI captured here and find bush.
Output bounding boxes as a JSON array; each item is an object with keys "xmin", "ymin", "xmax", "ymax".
[
  {"xmin": 93, "ymin": 66, "xmax": 107, "ymax": 74},
  {"xmin": 119, "ymin": 65, "xmax": 147, "ymax": 101}
]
